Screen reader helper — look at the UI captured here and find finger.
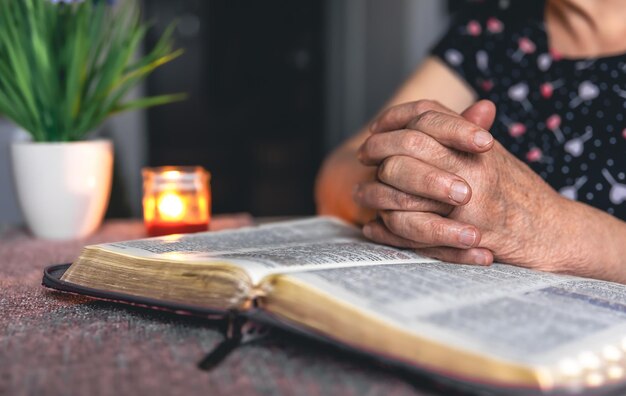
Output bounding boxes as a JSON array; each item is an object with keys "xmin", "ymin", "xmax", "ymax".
[
  {"xmin": 358, "ymin": 129, "xmax": 461, "ymax": 170},
  {"xmin": 353, "ymin": 181, "xmax": 454, "ymax": 215},
  {"xmin": 377, "ymin": 155, "xmax": 471, "ymax": 205},
  {"xmin": 416, "ymin": 246, "xmax": 494, "ymax": 266},
  {"xmin": 461, "ymin": 100, "xmax": 497, "ymax": 131},
  {"xmin": 405, "ymin": 109, "xmax": 494, "ymax": 153},
  {"xmin": 364, "ymin": 219, "xmax": 494, "ymax": 265},
  {"xmin": 370, "ymin": 100, "xmax": 459, "ymax": 134},
  {"xmin": 370, "ymin": 100, "xmax": 495, "ymax": 154},
  {"xmin": 362, "ymin": 219, "xmax": 432, "ymax": 249},
  {"xmin": 379, "ymin": 211, "xmax": 482, "ymax": 249}
]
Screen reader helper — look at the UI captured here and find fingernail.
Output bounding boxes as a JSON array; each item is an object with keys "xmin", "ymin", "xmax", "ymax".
[
  {"xmin": 473, "ymin": 130, "xmax": 493, "ymax": 148},
  {"xmin": 450, "ymin": 181, "xmax": 469, "ymax": 203},
  {"xmin": 458, "ymin": 228, "xmax": 476, "ymax": 247}
]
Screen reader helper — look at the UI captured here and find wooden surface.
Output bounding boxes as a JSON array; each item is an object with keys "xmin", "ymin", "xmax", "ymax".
[{"xmin": 0, "ymin": 215, "xmax": 456, "ymax": 396}]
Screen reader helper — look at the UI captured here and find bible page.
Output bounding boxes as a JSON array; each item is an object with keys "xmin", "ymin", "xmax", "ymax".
[
  {"xmin": 98, "ymin": 217, "xmax": 436, "ymax": 282},
  {"xmin": 283, "ymin": 263, "xmax": 626, "ymax": 367}
]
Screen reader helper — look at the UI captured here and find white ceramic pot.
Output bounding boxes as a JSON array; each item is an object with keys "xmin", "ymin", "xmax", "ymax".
[{"xmin": 11, "ymin": 140, "xmax": 114, "ymax": 240}]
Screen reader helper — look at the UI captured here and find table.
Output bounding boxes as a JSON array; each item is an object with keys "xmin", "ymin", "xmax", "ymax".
[{"xmin": 1, "ymin": 216, "xmax": 446, "ymax": 396}]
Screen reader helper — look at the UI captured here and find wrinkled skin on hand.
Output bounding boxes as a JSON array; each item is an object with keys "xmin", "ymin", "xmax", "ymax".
[{"xmin": 355, "ymin": 99, "xmax": 592, "ymax": 275}]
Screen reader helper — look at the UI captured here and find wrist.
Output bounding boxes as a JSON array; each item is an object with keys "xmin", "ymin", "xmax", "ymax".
[{"xmin": 557, "ymin": 198, "xmax": 626, "ymax": 283}]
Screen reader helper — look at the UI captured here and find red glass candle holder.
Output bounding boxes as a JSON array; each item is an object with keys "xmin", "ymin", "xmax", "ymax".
[{"xmin": 142, "ymin": 166, "xmax": 211, "ymax": 237}]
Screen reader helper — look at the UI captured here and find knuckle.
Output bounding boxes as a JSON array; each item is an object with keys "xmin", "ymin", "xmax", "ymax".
[
  {"xmin": 416, "ymin": 110, "xmax": 439, "ymax": 128},
  {"xmin": 428, "ymin": 220, "xmax": 449, "ymax": 243},
  {"xmin": 392, "ymin": 189, "xmax": 416, "ymax": 210},
  {"xmin": 401, "ymin": 131, "xmax": 424, "ymax": 152},
  {"xmin": 430, "ymin": 150, "xmax": 448, "ymax": 167},
  {"xmin": 449, "ymin": 119, "xmax": 469, "ymax": 137},
  {"xmin": 361, "ymin": 184, "xmax": 383, "ymax": 208},
  {"xmin": 413, "ymin": 99, "xmax": 435, "ymax": 115},
  {"xmin": 376, "ymin": 187, "xmax": 395, "ymax": 209},
  {"xmin": 422, "ymin": 169, "xmax": 446, "ymax": 192},
  {"xmin": 383, "ymin": 211, "xmax": 404, "ymax": 232},
  {"xmin": 378, "ymin": 156, "xmax": 402, "ymax": 182},
  {"xmin": 432, "ymin": 147, "xmax": 459, "ymax": 169},
  {"xmin": 430, "ymin": 99, "xmax": 444, "ymax": 108},
  {"xmin": 381, "ymin": 103, "xmax": 403, "ymax": 122}
]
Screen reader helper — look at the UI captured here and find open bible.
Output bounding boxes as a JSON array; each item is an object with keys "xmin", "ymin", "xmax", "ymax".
[{"xmin": 45, "ymin": 217, "xmax": 626, "ymax": 395}]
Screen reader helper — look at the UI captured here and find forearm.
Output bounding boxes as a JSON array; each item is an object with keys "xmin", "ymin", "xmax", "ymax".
[{"xmin": 563, "ymin": 199, "xmax": 626, "ymax": 283}]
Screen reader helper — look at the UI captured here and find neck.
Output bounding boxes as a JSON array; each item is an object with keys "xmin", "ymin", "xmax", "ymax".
[{"xmin": 547, "ymin": 0, "xmax": 626, "ymax": 58}]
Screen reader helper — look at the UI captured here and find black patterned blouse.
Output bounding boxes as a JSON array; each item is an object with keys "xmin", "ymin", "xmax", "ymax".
[{"xmin": 431, "ymin": 0, "xmax": 626, "ymax": 220}]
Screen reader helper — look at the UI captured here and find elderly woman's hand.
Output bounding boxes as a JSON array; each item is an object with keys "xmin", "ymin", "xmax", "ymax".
[{"xmin": 355, "ymin": 99, "xmax": 597, "ymax": 275}]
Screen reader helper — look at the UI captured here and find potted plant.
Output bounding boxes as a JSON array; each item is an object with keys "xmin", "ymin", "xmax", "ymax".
[{"xmin": 0, "ymin": 0, "xmax": 184, "ymax": 240}]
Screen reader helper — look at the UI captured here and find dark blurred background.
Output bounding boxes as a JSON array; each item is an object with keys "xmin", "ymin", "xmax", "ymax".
[
  {"xmin": 0, "ymin": 0, "xmax": 451, "ymax": 225},
  {"xmin": 144, "ymin": 0, "xmax": 325, "ymax": 216}
]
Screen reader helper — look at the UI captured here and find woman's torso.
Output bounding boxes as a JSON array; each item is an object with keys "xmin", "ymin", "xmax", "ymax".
[{"xmin": 432, "ymin": 0, "xmax": 626, "ymax": 220}]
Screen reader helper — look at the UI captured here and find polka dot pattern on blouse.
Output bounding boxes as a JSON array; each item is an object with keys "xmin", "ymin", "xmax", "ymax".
[{"xmin": 431, "ymin": 0, "xmax": 626, "ymax": 220}]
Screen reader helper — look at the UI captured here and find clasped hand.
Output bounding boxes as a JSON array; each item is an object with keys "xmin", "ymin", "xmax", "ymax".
[{"xmin": 355, "ymin": 99, "xmax": 579, "ymax": 272}]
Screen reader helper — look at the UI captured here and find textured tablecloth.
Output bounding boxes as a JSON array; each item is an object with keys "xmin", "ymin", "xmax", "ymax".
[{"xmin": 0, "ymin": 216, "xmax": 449, "ymax": 396}]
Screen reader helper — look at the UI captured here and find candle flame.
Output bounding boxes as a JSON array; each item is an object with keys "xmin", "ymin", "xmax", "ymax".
[
  {"xmin": 162, "ymin": 170, "xmax": 181, "ymax": 180},
  {"xmin": 158, "ymin": 192, "xmax": 185, "ymax": 221}
]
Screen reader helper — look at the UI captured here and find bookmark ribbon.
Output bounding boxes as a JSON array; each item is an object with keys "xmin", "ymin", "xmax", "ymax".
[{"xmin": 198, "ymin": 312, "xmax": 270, "ymax": 371}]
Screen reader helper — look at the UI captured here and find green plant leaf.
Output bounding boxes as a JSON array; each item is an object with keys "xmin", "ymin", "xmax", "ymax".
[{"xmin": 0, "ymin": 0, "xmax": 185, "ymax": 142}]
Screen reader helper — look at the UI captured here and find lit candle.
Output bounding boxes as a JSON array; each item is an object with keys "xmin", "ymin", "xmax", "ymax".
[{"xmin": 142, "ymin": 166, "xmax": 211, "ymax": 237}]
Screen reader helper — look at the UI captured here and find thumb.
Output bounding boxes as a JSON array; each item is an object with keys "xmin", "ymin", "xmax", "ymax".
[{"xmin": 462, "ymin": 100, "xmax": 497, "ymax": 131}]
